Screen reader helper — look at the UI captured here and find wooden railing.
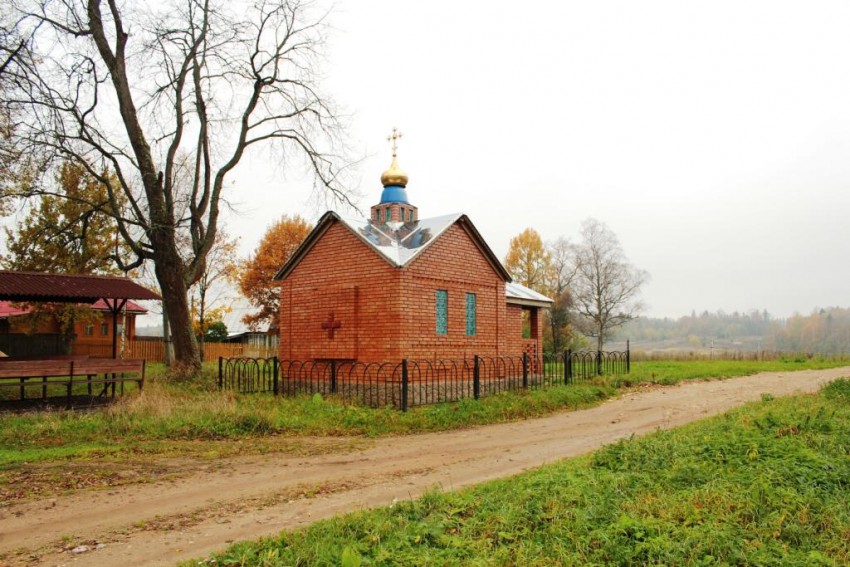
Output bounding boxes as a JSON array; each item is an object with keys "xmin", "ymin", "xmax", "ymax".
[{"xmin": 0, "ymin": 357, "xmax": 145, "ymax": 407}]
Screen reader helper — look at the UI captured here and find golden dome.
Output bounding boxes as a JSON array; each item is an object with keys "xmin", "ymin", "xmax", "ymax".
[{"xmin": 380, "ymin": 155, "xmax": 408, "ymax": 187}]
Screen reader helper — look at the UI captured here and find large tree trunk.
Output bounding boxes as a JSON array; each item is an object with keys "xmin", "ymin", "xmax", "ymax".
[
  {"xmin": 11, "ymin": 1, "xmax": 350, "ymax": 381},
  {"xmin": 198, "ymin": 287, "xmax": 206, "ymax": 363},
  {"xmin": 153, "ymin": 250, "xmax": 200, "ymax": 377},
  {"xmin": 161, "ymin": 304, "xmax": 173, "ymax": 366}
]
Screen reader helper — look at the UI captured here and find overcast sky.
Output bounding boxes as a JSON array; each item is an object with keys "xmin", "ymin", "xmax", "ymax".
[{"xmin": 224, "ymin": 0, "xmax": 850, "ymax": 321}]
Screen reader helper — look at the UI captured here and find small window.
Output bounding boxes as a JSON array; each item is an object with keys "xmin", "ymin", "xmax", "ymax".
[
  {"xmin": 101, "ymin": 323, "xmax": 108, "ymax": 336},
  {"xmin": 85, "ymin": 325, "xmax": 94, "ymax": 336},
  {"xmin": 408, "ymin": 210, "xmax": 414, "ymax": 222},
  {"xmin": 466, "ymin": 293, "xmax": 476, "ymax": 336},
  {"xmin": 386, "ymin": 207, "xmax": 392, "ymax": 222},
  {"xmin": 436, "ymin": 290, "xmax": 448, "ymax": 335}
]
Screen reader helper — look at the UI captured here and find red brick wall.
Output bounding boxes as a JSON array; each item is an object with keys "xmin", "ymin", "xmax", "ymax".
[
  {"xmin": 505, "ymin": 304, "xmax": 524, "ymax": 355},
  {"xmin": 279, "ymin": 222, "xmax": 404, "ymax": 362},
  {"xmin": 504, "ymin": 304, "xmax": 544, "ymax": 358},
  {"xmin": 369, "ymin": 202, "xmax": 418, "ymax": 223},
  {"xmin": 279, "ymin": 219, "xmax": 540, "ymax": 363},
  {"xmin": 402, "ymin": 223, "xmax": 507, "ymax": 360}
]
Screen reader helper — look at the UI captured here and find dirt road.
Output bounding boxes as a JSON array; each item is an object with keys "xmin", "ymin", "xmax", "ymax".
[{"xmin": 2, "ymin": 366, "xmax": 848, "ymax": 566}]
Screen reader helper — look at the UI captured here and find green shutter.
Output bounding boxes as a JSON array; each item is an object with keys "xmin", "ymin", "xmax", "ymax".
[
  {"xmin": 436, "ymin": 290, "xmax": 448, "ymax": 335},
  {"xmin": 466, "ymin": 293, "xmax": 476, "ymax": 336}
]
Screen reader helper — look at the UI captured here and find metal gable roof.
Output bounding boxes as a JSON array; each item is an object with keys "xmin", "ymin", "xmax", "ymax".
[
  {"xmin": 337, "ymin": 212, "xmax": 463, "ymax": 268},
  {"xmin": 505, "ymin": 282, "xmax": 553, "ymax": 308},
  {"xmin": 274, "ymin": 211, "xmax": 512, "ymax": 282}
]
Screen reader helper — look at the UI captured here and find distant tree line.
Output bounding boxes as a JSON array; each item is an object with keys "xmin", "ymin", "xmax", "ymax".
[
  {"xmin": 625, "ymin": 310, "xmax": 774, "ymax": 344},
  {"xmin": 770, "ymin": 308, "xmax": 850, "ymax": 354},
  {"xmin": 623, "ymin": 308, "xmax": 850, "ymax": 354}
]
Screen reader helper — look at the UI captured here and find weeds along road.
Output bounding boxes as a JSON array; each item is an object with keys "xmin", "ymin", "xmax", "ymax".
[{"xmin": 2, "ymin": 366, "xmax": 849, "ymax": 567}]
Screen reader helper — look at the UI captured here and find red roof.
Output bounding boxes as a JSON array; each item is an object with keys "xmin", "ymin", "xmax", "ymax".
[
  {"xmin": 0, "ymin": 271, "xmax": 160, "ymax": 303},
  {"xmin": 0, "ymin": 299, "xmax": 148, "ymax": 318},
  {"xmin": 91, "ymin": 299, "xmax": 147, "ymax": 313},
  {"xmin": 0, "ymin": 302, "xmax": 30, "ymax": 318}
]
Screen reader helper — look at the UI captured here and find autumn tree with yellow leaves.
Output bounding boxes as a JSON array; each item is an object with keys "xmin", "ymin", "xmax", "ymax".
[
  {"xmin": 503, "ymin": 228, "xmax": 552, "ymax": 294},
  {"xmin": 239, "ymin": 215, "xmax": 312, "ymax": 333},
  {"xmin": 2, "ymin": 161, "xmax": 128, "ymax": 332}
]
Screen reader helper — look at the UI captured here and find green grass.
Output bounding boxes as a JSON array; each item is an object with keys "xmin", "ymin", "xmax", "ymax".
[
  {"xmin": 614, "ymin": 356, "xmax": 849, "ymax": 387},
  {"xmin": 1, "ymin": 358, "xmax": 848, "ymax": 468},
  {"xmin": 0, "ymin": 365, "xmax": 612, "ymax": 467},
  {"xmin": 199, "ymin": 378, "xmax": 850, "ymax": 566}
]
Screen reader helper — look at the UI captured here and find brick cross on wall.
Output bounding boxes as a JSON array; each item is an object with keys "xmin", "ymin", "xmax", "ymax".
[{"xmin": 321, "ymin": 311, "xmax": 342, "ymax": 339}]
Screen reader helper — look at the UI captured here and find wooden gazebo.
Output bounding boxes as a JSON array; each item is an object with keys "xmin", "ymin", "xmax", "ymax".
[{"xmin": 0, "ymin": 271, "xmax": 161, "ymax": 358}]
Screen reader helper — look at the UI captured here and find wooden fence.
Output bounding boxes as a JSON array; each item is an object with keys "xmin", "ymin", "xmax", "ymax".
[{"xmin": 77, "ymin": 339, "xmax": 277, "ymax": 362}]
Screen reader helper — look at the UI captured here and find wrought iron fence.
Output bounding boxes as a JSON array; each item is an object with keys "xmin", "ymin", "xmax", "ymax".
[
  {"xmin": 218, "ymin": 357, "xmax": 279, "ymax": 394},
  {"xmin": 218, "ymin": 348, "xmax": 630, "ymax": 411}
]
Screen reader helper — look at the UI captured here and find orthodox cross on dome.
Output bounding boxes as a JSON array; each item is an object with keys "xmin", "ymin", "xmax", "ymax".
[
  {"xmin": 387, "ymin": 127, "xmax": 403, "ymax": 158},
  {"xmin": 321, "ymin": 312, "xmax": 342, "ymax": 339}
]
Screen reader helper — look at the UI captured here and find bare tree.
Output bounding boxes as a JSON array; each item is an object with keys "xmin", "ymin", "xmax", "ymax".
[
  {"xmin": 0, "ymin": 12, "xmax": 40, "ymax": 216},
  {"xmin": 545, "ymin": 237, "xmax": 578, "ymax": 353},
  {"xmin": 3, "ymin": 0, "xmax": 351, "ymax": 375},
  {"xmin": 189, "ymin": 228, "xmax": 239, "ymax": 360},
  {"xmin": 571, "ymin": 219, "xmax": 649, "ymax": 352}
]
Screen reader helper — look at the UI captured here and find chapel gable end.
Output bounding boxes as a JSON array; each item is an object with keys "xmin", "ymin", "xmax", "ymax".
[{"xmin": 405, "ymin": 222, "xmax": 507, "ymax": 286}]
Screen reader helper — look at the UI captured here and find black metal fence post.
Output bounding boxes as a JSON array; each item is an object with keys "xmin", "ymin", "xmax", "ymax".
[
  {"xmin": 522, "ymin": 352, "xmax": 529, "ymax": 388},
  {"xmin": 401, "ymin": 359, "xmax": 409, "ymax": 412},
  {"xmin": 217, "ymin": 348, "xmax": 628, "ymax": 408},
  {"xmin": 473, "ymin": 355, "xmax": 480, "ymax": 400}
]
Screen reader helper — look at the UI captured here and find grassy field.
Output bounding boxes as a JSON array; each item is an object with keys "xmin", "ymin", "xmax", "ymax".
[
  {"xmin": 199, "ymin": 378, "xmax": 850, "ymax": 566},
  {"xmin": 1, "ymin": 358, "xmax": 848, "ymax": 469},
  {"xmin": 621, "ymin": 356, "xmax": 850, "ymax": 386}
]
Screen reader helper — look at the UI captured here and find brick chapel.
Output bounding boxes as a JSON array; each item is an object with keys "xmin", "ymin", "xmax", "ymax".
[{"xmin": 274, "ymin": 130, "xmax": 551, "ymax": 363}]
